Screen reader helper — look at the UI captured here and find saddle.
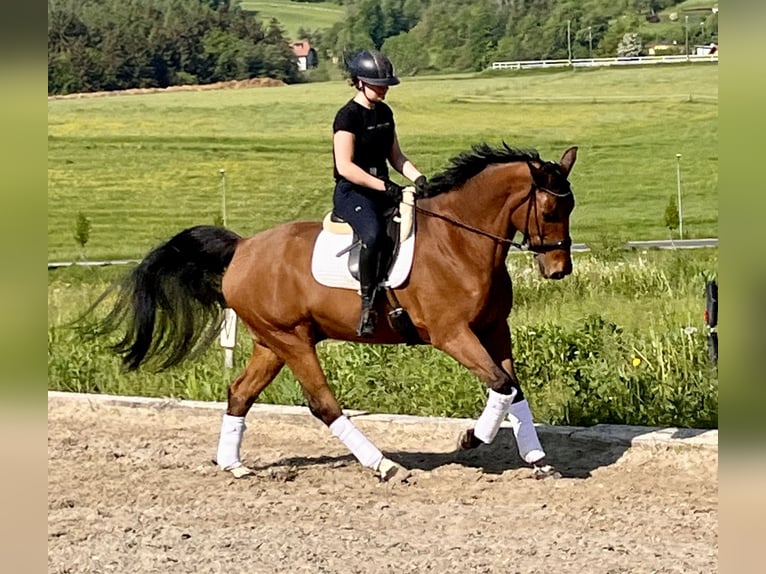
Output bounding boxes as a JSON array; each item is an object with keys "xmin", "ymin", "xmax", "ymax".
[
  {"xmin": 321, "ymin": 187, "xmax": 415, "ymax": 283},
  {"xmin": 316, "ymin": 187, "xmax": 420, "ymax": 343}
]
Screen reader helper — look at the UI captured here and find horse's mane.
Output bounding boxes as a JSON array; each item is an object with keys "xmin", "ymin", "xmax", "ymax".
[{"xmin": 421, "ymin": 142, "xmax": 541, "ymax": 198}]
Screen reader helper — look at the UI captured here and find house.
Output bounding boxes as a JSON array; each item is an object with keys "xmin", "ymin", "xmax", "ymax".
[{"xmin": 291, "ymin": 41, "xmax": 318, "ymax": 71}]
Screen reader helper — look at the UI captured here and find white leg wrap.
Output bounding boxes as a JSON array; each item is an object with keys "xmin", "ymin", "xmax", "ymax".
[
  {"xmin": 216, "ymin": 414, "xmax": 246, "ymax": 470},
  {"xmin": 507, "ymin": 399, "xmax": 545, "ymax": 464},
  {"xmin": 474, "ymin": 389, "xmax": 516, "ymax": 444},
  {"xmin": 330, "ymin": 415, "xmax": 383, "ymax": 470}
]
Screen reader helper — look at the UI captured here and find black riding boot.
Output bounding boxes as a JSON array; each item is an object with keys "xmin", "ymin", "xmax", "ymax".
[{"xmin": 357, "ymin": 244, "xmax": 379, "ymax": 338}]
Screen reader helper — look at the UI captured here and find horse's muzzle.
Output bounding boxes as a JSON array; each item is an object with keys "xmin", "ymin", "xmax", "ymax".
[{"xmin": 537, "ymin": 253, "xmax": 572, "ymax": 280}]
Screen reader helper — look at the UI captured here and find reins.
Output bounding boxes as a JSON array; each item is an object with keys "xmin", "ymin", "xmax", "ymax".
[
  {"xmin": 411, "ymin": 202, "xmax": 525, "ymax": 249},
  {"xmin": 407, "ymin": 179, "xmax": 572, "ymax": 253}
]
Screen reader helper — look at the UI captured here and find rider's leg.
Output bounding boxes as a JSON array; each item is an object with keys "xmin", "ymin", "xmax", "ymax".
[
  {"xmin": 332, "ymin": 181, "xmax": 384, "ymax": 337},
  {"xmin": 357, "ymin": 242, "xmax": 380, "ymax": 337}
]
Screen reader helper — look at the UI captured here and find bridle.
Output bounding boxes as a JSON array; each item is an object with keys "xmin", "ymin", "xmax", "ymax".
[{"xmin": 411, "ymin": 164, "xmax": 573, "ymax": 253}]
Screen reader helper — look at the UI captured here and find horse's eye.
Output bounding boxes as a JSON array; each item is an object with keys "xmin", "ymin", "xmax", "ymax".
[{"xmin": 542, "ymin": 211, "xmax": 560, "ymax": 223}]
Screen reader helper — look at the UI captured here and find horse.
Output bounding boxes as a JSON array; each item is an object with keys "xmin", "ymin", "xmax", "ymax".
[{"xmin": 90, "ymin": 142, "xmax": 577, "ymax": 481}]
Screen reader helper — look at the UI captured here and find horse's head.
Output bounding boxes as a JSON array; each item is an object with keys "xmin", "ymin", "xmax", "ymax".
[
  {"xmin": 419, "ymin": 142, "xmax": 577, "ymax": 280},
  {"xmin": 511, "ymin": 147, "xmax": 577, "ymax": 280}
]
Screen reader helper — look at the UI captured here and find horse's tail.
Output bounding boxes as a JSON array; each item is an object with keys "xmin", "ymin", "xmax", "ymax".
[{"xmin": 87, "ymin": 225, "xmax": 241, "ymax": 371}]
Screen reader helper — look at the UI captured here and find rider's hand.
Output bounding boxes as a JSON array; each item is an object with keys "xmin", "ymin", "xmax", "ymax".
[
  {"xmin": 414, "ymin": 175, "xmax": 428, "ymax": 196},
  {"xmin": 384, "ymin": 180, "xmax": 404, "ymax": 203}
]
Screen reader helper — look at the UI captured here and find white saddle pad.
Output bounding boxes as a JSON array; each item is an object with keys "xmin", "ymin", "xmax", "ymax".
[{"xmin": 311, "ymin": 231, "xmax": 415, "ymax": 290}]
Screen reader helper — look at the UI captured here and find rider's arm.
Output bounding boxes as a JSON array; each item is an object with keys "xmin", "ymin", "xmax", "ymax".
[
  {"xmin": 334, "ymin": 130, "xmax": 387, "ymax": 191},
  {"xmin": 389, "ymin": 131, "xmax": 423, "ymax": 184}
]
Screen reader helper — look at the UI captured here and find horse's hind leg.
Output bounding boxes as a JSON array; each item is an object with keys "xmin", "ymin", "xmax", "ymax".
[
  {"xmin": 272, "ymin": 331, "xmax": 404, "ymax": 481},
  {"xmin": 216, "ymin": 342, "xmax": 284, "ymax": 477}
]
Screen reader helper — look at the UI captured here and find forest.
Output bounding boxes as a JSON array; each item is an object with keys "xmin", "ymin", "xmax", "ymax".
[{"xmin": 48, "ymin": 0, "xmax": 718, "ymax": 94}]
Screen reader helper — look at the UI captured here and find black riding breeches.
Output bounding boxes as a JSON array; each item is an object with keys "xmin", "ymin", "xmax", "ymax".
[{"xmin": 332, "ymin": 179, "xmax": 392, "ymax": 250}]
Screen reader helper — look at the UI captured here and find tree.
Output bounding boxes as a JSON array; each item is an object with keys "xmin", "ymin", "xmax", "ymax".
[
  {"xmin": 458, "ymin": 0, "xmax": 499, "ymax": 71},
  {"xmin": 664, "ymin": 195, "xmax": 679, "ymax": 237},
  {"xmin": 357, "ymin": 0, "xmax": 386, "ymax": 49},
  {"xmin": 74, "ymin": 212, "xmax": 92, "ymax": 260},
  {"xmin": 617, "ymin": 32, "xmax": 643, "ymax": 57},
  {"xmin": 382, "ymin": 30, "xmax": 428, "ymax": 75},
  {"xmin": 598, "ymin": 14, "xmax": 642, "ymax": 57},
  {"xmin": 47, "ymin": 0, "xmax": 303, "ymax": 94}
]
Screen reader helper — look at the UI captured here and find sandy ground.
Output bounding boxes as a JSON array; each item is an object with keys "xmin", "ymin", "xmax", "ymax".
[{"xmin": 48, "ymin": 399, "xmax": 717, "ymax": 574}]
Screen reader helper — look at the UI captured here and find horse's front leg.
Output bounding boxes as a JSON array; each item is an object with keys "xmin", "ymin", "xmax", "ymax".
[
  {"xmin": 432, "ymin": 323, "xmax": 557, "ymax": 478},
  {"xmin": 475, "ymin": 320, "xmax": 559, "ymax": 478},
  {"xmin": 431, "ymin": 325, "xmax": 518, "ymax": 445}
]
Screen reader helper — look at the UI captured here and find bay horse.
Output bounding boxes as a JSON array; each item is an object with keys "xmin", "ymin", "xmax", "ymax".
[{"xmin": 91, "ymin": 143, "xmax": 577, "ymax": 481}]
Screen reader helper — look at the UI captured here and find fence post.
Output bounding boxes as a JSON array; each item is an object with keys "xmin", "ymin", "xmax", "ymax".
[
  {"xmin": 676, "ymin": 154, "xmax": 684, "ymax": 239},
  {"xmin": 219, "ymin": 168, "xmax": 227, "ymax": 228},
  {"xmin": 220, "ymin": 307, "xmax": 237, "ymax": 369}
]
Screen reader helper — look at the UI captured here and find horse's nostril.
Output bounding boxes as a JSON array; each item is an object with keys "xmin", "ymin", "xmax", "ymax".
[{"xmin": 549, "ymin": 270, "xmax": 564, "ymax": 280}]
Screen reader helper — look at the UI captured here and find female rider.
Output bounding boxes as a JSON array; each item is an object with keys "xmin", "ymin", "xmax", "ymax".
[{"xmin": 332, "ymin": 50, "xmax": 427, "ymax": 337}]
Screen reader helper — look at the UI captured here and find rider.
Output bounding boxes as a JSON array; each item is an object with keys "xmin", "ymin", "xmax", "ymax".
[{"xmin": 332, "ymin": 49, "xmax": 427, "ymax": 337}]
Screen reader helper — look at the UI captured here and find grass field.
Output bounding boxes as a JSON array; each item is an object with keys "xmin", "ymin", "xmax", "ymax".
[
  {"xmin": 47, "ymin": 64, "xmax": 718, "ymax": 262},
  {"xmin": 239, "ymin": 0, "xmax": 345, "ymax": 39},
  {"xmin": 48, "ymin": 248, "xmax": 718, "ymax": 428}
]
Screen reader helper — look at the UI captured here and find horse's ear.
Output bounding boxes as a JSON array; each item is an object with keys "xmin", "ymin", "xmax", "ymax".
[{"xmin": 559, "ymin": 146, "xmax": 578, "ymax": 176}]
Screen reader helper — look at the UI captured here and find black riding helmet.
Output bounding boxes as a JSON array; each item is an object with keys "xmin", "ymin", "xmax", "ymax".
[{"xmin": 348, "ymin": 50, "xmax": 400, "ymax": 87}]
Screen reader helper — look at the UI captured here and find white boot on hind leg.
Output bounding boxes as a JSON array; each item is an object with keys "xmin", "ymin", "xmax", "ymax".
[
  {"xmin": 376, "ymin": 457, "xmax": 409, "ymax": 482},
  {"xmin": 216, "ymin": 413, "xmax": 254, "ymax": 478},
  {"xmin": 330, "ymin": 415, "xmax": 409, "ymax": 482}
]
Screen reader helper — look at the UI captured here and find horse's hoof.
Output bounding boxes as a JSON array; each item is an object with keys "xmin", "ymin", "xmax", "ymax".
[
  {"xmin": 224, "ymin": 463, "xmax": 255, "ymax": 479},
  {"xmin": 377, "ymin": 458, "xmax": 409, "ymax": 482},
  {"xmin": 457, "ymin": 428, "xmax": 482, "ymax": 450},
  {"xmin": 532, "ymin": 463, "xmax": 562, "ymax": 480}
]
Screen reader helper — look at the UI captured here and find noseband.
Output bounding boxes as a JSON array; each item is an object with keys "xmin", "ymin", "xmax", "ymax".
[
  {"xmin": 518, "ymin": 178, "xmax": 573, "ymax": 253},
  {"xmin": 412, "ymin": 165, "xmax": 573, "ymax": 253}
]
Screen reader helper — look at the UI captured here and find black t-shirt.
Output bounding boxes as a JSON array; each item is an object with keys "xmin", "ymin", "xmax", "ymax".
[{"xmin": 332, "ymin": 99, "xmax": 395, "ymax": 182}]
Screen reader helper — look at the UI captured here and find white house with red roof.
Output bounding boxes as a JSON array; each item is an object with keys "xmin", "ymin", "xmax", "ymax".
[{"xmin": 291, "ymin": 41, "xmax": 318, "ymax": 71}]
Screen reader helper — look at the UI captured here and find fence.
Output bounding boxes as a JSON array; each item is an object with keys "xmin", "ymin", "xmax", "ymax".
[{"xmin": 490, "ymin": 54, "xmax": 718, "ymax": 71}]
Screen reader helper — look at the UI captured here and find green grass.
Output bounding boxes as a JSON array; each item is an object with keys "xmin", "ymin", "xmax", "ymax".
[
  {"xmin": 48, "ymin": 65, "xmax": 718, "ymax": 262},
  {"xmin": 239, "ymin": 0, "xmax": 345, "ymax": 39}
]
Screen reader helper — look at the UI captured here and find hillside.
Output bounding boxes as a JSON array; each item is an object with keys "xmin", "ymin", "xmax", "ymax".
[
  {"xmin": 48, "ymin": 0, "xmax": 719, "ymax": 93},
  {"xmin": 239, "ymin": 0, "xmax": 344, "ymax": 40}
]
